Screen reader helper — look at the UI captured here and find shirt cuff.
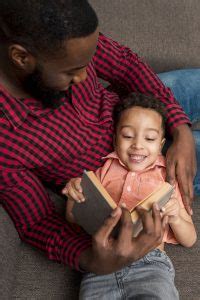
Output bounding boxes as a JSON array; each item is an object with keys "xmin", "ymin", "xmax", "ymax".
[
  {"xmin": 166, "ymin": 105, "xmax": 191, "ymax": 135},
  {"xmin": 61, "ymin": 231, "xmax": 92, "ymax": 272}
]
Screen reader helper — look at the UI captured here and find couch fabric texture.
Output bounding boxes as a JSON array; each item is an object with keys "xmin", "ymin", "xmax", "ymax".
[{"xmin": 0, "ymin": 1, "xmax": 200, "ymax": 299}]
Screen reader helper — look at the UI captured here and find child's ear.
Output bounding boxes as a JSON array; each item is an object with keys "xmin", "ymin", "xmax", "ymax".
[{"xmin": 160, "ymin": 138, "xmax": 166, "ymax": 152}]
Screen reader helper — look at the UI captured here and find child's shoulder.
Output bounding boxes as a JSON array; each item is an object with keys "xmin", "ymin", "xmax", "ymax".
[
  {"xmin": 95, "ymin": 152, "xmax": 126, "ymax": 182},
  {"xmin": 156, "ymin": 154, "xmax": 166, "ymax": 167}
]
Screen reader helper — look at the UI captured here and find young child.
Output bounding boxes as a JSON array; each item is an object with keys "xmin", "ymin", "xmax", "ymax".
[{"xmin": 63, "ymin": 93, "xmax": 196, "ymax": 299}]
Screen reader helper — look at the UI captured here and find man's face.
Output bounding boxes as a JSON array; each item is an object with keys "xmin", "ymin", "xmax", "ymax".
[
  {"xmin": 23, "ymin": 29, "xmax": 99, "ymax": 107},
  {"xmin": 115, "ymin": 106, "xmax": 165, "ymax": 172}
]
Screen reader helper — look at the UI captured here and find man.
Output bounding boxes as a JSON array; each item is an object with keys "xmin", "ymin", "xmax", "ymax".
[{"xmin": 0, "ymin": 0, "xmax": 196, "ymax": 276}]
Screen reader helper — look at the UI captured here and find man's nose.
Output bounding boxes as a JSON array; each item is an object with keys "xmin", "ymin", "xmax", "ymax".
[{"xmin": 72, "ymin": 68, "xmax": 87, "ymax": 84}]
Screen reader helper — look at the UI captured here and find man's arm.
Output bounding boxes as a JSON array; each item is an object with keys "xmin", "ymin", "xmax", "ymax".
[
  {"xmin": 1, "ymin": 169, "xmax": 165, "ymax": 274},
  {"xmin": 93, "ymin": 33, "xmax": 190, "ymax": 134},
  {"xmin": 0, "ymin": 169, "xmax": 91, "ymax": 271},
  {"xmin": 166, "ymin": 124, "xmax": 197, "ymax": 215}
]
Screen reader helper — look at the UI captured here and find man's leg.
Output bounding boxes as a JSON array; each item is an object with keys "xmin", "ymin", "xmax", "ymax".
[
  {"xmin": 193, "ymin": 131, "xmax": 200, "ymax": 195},
  {"xmin": 158, "ymin": 69, "xmax": 200, "ymax": 195}
]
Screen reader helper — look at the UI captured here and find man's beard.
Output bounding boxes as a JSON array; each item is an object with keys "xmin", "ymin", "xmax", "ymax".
[{"xmin": 23, "ymin": 67, "xmax": 66, "ymax": 109}]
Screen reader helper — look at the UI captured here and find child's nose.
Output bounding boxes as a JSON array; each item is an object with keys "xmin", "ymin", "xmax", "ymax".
[{"xmin": 131, "ymin": 138, "xmax": 143, "ymax": 149}]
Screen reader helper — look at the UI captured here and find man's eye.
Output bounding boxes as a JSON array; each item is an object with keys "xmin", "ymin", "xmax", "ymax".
[
  {"xmin": 123, "ymin": 135, "xmax": 132, "ymax": 139},
  {"xmin": 146, "ymin": 137, "xmax": 156, "ymax": 141}
]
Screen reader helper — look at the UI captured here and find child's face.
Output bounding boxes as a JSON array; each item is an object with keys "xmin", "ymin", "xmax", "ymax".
[{"xmin": 115, "ymin": 106, "xmax": 165, "ymax": 172}]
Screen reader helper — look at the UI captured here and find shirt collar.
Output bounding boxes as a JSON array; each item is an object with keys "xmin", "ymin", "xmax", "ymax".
[
  {"xmin": 104, "ymin": 151, "xmax": 166, "ymax": 172},
  {"xmin": 0, "ymin": 84, "xmax": 54, "ymax": 129},
  {"xmin": 0, "ymin": 89, "xmax": 29, "ymax": 129}
]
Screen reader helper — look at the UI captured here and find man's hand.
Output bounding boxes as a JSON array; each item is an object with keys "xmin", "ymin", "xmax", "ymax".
[
  {"xmin": 79, "ymin": 204, "xmax": 166, "ymax": 275},
  {"xmin": 166, "ymin": 124, "xmax": 197, "ymax": 215}
]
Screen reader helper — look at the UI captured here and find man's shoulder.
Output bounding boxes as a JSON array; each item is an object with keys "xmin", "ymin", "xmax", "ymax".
[
  {"xmin": 0, "ymin": 88, "xmax": 29, "ymax": 128},
  {"xmin": 0, "ymin": 110, "xmax": 12, "ymax": 130}
]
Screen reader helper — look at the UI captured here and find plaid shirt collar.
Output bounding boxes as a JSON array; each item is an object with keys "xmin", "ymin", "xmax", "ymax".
[{"xmin": 0, "ymin": 84, "xmax": 57, "ymax": 129}]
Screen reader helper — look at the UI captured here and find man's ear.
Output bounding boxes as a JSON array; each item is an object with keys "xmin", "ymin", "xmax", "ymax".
[{"xmin": 8, "ymin": 44, "xmax": 36, "ymax": 73}]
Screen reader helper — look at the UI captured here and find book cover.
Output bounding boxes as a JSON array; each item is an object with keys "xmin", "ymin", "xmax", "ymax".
[{"xmin": 72, "ymin": 170, "xmax": 174, "ymax": 237}]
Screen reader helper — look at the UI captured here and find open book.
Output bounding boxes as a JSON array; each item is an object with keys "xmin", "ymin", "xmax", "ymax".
[{"xmin": 72, "ymin": 170, "xmax": 174, "ymax": 237}]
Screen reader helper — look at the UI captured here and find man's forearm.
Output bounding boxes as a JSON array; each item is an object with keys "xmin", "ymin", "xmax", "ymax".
[{"xmin": 172, "ymin": 123, "xmax": 191, "ymax": 138}]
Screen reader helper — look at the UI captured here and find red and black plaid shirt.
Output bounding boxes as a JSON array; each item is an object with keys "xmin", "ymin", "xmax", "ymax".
[{"xmin": 0, "ymin": 33, "xmax": 190, "ymax": 270}]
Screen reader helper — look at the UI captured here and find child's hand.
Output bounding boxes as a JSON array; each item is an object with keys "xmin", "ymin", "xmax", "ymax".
[
  {"xmin": 62, "ymin": 177, "xmax": 85, "ymax": 202},
  {"xmin": 161, "ymin": 196, "xmax": 181, "ymax": 224},
  {"xmin": 62, "ymin": 177, "xmax": 85, "ymax": 223}
]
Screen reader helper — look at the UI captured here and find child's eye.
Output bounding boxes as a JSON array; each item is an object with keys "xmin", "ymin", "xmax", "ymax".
[
  {"xmin": 123, "ymin": 135, "xmax": 133, "ymax": 139},
  {"xmin": 146, "ymin": 137, "xmax": 156, "ymax": 141}
]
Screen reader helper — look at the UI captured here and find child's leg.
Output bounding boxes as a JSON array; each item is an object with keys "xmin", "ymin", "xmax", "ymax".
[
  {"xmin": 79, "ymin": 271, "xmax": 121, "ymax": 300},
  {"xmin": 79, "ymin": 249, "xmax": 179, "ymax": 300},
  {"xmin": 123, "ymin": 249, "xmax": 179, "ymax": 300}
]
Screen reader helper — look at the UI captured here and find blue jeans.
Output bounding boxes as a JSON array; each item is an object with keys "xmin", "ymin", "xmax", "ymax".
[
  {"xmin": 158, "ymin": 69, "xmax": 200, "ymax": 195},
  {"xmin": 80, "ymin": 249, "xmax": 179, "ymax": 300}
]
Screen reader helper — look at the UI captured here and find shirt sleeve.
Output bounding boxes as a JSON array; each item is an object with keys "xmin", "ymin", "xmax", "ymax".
[
  {"xmin": 93, "ymin": 33, "xmax": 191, "ymax": 133},
  {"xmin": 0, "ymin": 169, "xmax": 92, "ymax": 271}
]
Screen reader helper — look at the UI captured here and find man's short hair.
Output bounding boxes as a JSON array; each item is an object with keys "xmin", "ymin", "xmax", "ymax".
[
  {"xmin": 0, "ymin": 0, "xmax": 98, "ymax": 55},
  {"xmin": 113, "ymin": 93, "xmax": 167, "ymax": 135}
]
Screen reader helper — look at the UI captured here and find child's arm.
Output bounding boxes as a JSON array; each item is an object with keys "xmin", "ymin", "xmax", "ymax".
[
  {"xmin": 162, "ymin": 185, "xmax": 197, "ymax": 247},
  {"xmin": 62, "ymin": 177, "xmax": 84, "ymax": 223},
  {"xmin": 169, "ymin": 204, "xmax": 197, "ymax": 247},
  {"xmin": 62, "ymin": 167, "xmax": 103, "ymax": 223}
]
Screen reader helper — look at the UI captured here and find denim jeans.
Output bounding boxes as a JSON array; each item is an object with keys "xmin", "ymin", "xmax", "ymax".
[
  {"xmin": 80, "ymin": 249, "xmax": 179, "ymax": 300},
  {"xmin": 158, "ymin": 69, "xmax": 200, "ymax": 195}
]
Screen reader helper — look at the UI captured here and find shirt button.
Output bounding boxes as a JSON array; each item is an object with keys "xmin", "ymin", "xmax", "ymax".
[{"xmin": 127, "ymin": 186, "xmax": 131, "ymax": 192}]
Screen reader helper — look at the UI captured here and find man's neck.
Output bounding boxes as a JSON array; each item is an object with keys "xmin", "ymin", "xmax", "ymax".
[{"xmin": 0, "ymin": 62, "xmax": 31, "ymax": 99}]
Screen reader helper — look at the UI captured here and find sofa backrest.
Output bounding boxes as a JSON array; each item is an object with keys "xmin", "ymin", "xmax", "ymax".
[{"xmin": 90, "ymin": 0, "xmax": 200, "ymax": 72}]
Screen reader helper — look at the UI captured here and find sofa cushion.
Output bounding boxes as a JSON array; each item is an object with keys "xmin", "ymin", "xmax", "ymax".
[
  {"xmin": 90, "ymin": 0, "xmax": 200, "ymax": 72},
  {"xmin": 0, "ymin": 207, "xmax": 20, "ymax": 299}
]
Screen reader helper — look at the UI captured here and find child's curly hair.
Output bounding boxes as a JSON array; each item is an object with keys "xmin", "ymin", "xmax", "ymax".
[{"xmin": 113, "ymin": 93, "xmax": 167, "ymax": 135}]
